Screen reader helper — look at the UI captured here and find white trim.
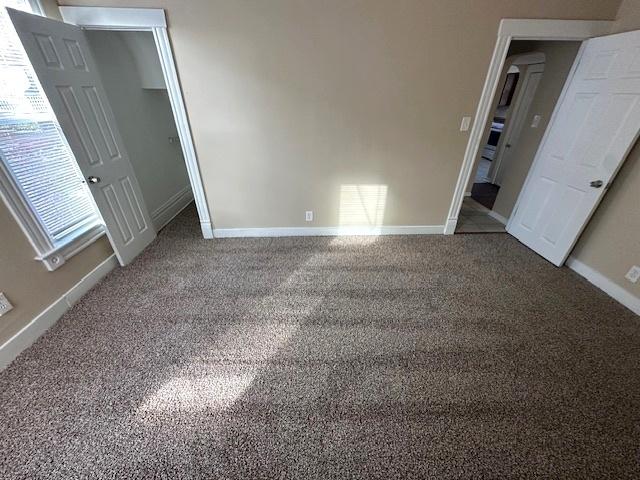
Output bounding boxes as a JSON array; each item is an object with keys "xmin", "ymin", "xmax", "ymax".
[
  {"xmin": 59, "ymin": 6, "xmax": 165, "ymax": 28},
  {"xmin": 0, "ymin": 253, "xmax": 118, "ymax": 371},
  {"xmin": 27, "ymin": 0, "xmax": 44, "ymax": 16},
  {"xmin": 214, "ymin": 224, "xmax": 445, "ymax": 238},
  {"xmin": 59, "ymin": 6, "xmax": 214, "ymax": 240},
  {"xmin": 445, "ymin": 19, "xmax": 615, "ymax": 235},
  {"xmin": 151, "ymin": 27, "xmax": 212, "ymax": 239},
  {"xmin": 566, "ymin": 256, "xmax": 640, "ymax": 316},
  {"xmin": 498, "ymin": 19, "xmax": 613, "ymax": 39},
  {"xmin": 151, "ymin": 185, "xmax": 193, "ymax": 230},
  {"xmin": 200, "ymin": 222, "xmax": 214, "ymax": 239},
  {"xmin": 444, "ymin": 218, "xmax": 458, "ymax": 235},
  {"xmin": 487, "ymin": 209, "xmax": 508, "ymax": 225},
  {"xmin": 37, "ymin": 223, "xmax": 106, "ymax": 270},
  {"xmin": 0, "ymin": 155, "xmax": 105, "ymax": 271},
  {"xmin": 445, "ymin": 33, "xmax": 509, "ymax": 234},
  {"xmin": 0, "ymin": 159, "xmax": 54, "ymax": 260}
]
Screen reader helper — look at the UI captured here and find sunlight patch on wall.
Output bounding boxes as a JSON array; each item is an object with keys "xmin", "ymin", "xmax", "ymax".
[{"xmin": 338, "ymin": 184, "xmax": 388, "ymax": 231}]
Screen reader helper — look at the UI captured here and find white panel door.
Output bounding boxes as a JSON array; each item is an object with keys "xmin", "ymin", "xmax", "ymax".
[
  {"xmin": 507, "ymin": 30, "xmax": 640, "ymax": 266},
  {"xmin": 8, "ymin": 8, "xmax": 155, "ymax": 266}
]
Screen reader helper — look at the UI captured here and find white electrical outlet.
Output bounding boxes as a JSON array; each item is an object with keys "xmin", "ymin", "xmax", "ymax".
[
  {"xmin": 305, "ymin": 211, "xmax": 313, "ymax": 222},
  {"xmin": 460, "ymin": 116, "xmax": 472, "ymax": 132},
  {"xmin": 0, "ymin": 292, "xmax": 13, "ymax": 316},
  {"xmin": 625, "ymin": 265, "xmax": 640, "ymax": 284}
]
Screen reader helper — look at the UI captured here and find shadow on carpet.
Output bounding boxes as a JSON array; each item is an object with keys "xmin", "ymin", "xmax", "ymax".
[{"xmin": 1, "ymin": 205, "xmax": 639, "ymax": 479}]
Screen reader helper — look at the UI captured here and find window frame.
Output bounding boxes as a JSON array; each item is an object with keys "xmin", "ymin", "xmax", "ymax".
[
  {"xmin": 0, "ymin": 0, "xmax": 105, "ymax": 271},
  {"xmin": 25, "ymin": 0, "xmax": 41, "ymax": 15}
]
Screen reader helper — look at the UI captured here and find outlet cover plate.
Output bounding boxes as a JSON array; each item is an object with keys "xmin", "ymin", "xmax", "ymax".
[
  {"xmin": 0, "ymin": 292, "xmax": 13, "ymax": 316},
  {"xmin": 305, "ymin": 211, "xmax": 313, "ymax": 222},
  {"xmin": 625, "ymin": 266, "xmax": 640, "ymax": 284}
]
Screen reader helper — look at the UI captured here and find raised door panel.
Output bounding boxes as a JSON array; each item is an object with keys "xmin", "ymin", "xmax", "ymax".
[
  {"xmin": 8, "ymin": 8, "xmax": 155, "ymax": 264},
  {"xmin": 508, "ymin": 29, "xmax": 640, "ymax": 266}
]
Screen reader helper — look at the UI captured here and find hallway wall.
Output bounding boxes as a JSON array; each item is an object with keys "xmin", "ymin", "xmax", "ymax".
[
  {"xmin": 491, "ymin": 41, "xmax": 581, "ymax": 220},
  {"xmin": 86, "ymin": 30, "xmax": 191, "ymax": 223}
]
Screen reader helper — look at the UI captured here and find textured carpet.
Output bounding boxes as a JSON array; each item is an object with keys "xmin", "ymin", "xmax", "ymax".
[{"xmin": 1, "ymin": 205, "xmax": 639, "ymax": 479}]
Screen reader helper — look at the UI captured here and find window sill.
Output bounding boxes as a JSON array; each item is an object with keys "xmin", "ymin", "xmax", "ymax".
[{"xmin": 35, "ymin": 222, "xmax": 106, "ymax": 271}]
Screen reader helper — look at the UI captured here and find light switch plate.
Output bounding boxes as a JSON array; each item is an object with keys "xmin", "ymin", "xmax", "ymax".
[
  {"xmin": 460, "ymin": 116, "xmax": 472, "ymax": 132},
  {"xmin": 531, "ymin": 114, "xmax": 542, "ymax": 128},
  {"xmin": 0, "ymin": 292, "xmax": 13, "ymax": 316},
  {"xmin": 625, "ymin": 265, "xmax": 640, "ymax": 284}
]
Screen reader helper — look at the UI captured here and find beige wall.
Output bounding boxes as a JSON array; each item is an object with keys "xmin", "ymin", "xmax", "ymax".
[
  {"xmin": 492, "ymin": 41, "xmax": 581, "ymax": 219},
  {"xmin": 0, "ymin": 0, "xmax": 113, "ymax": 347},
  {"xmin": 58, "ymin": 0, "xmax": 621, "ymax": 229},
  {"xmin": 0, "ymin": 202, "xmax": 113, "ymax": 346},
  {"xmin": 611, "ymin": 0, "xmax": 640, "ymax": 32},
  {"xmin": 571, "ymin": 0, "xmax": 640, "ymax": 298}
]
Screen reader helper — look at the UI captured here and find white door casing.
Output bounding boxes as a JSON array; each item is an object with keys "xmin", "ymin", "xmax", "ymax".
[
  {"xmin": 58, "ymin": 6, "xmax": 214, "ymax": 239},
  {"xmin": 491, "ymin": 62, "xmax": 545, "ymax": 186},
  {"xmin": 507, "ymin": 29, "xmax": 640, "ymax": 266},
  {"xmin": 8, "ymin": 8, "xmax": 156, "ymax": 265},
  {"xmin": 445, "ymin": 20, "xmax": 614, "ymax": 235}
]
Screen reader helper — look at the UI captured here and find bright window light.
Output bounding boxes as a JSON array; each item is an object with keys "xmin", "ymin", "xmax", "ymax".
[
  {"xmin": 0, "ymin": 0, "xmax": 101, "ymax": 246},
  {"xmin": 338, "ymin": 184, "xmax": 388, "ymax": 227}
]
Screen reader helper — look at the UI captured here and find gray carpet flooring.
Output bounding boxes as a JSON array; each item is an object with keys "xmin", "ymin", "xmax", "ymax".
[{"xmin": 1, "ymin": 205, "xmax": 639, "ymax": 479}]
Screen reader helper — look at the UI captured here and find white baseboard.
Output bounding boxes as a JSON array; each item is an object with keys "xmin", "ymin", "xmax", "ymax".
[
  {"xmin": 151, "ymin": 185, "xmax": 194, "ymax": 231},
  {"xmin": 213, "ymin": 224, "xmax": 445, "ymax": 238},
  {"xmin": 200, "ymin": 222, "xmax": 214, "ymax": 239},
  {"xmin": 444, "ymin": 218, "xmax": 457, "ymax": 235},
  {"xmin": 0, "ymin": 254, "xmax": 118, "ymax": 371},
  {"xmin": 566, "ymin": 256, "xmax": 640, "ymax": 316},
  {"xmin": 487, "ymin": 210, "xmax": 509, "ymax": 225},
  {"xmin": 464, "ymin": 191, "xmax": 472, "ymax": 197}
]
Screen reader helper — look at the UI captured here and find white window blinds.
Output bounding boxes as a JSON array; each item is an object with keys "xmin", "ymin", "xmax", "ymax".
[{"xmin": 0, "ymin": 0, "xmax": 101, "ymax": 244}]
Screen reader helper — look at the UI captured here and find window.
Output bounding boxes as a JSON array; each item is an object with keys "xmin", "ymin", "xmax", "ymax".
[{"xmin": 0, "ymin": 0, "xmax": 103, "ymax": 270}]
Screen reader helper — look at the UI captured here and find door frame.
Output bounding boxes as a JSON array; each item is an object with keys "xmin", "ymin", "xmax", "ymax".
[
  {"xmin": 59, "ymin": 6, "xmax": 214, "ymax": 239},
  {"xmin": 487, "ymin": 57, "xmax": 545, "ymax": 186},
  {"xmin": 444, "ymin": 19, "xmax": 614, "ymax": 234}
]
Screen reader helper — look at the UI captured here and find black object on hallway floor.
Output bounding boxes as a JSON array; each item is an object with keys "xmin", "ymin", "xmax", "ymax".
[{"xmin": 471, "ymin": 182, "xmax": 500, "ymax": 210}]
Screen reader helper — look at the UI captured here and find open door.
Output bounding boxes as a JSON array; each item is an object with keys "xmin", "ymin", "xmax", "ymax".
[
  {"xmin": 507, "ymin": 30, "xmax": 640, "ymax": 266},
  {"xmin": 7, "ymin": 8, "xmax": 156, "ymax": 266}
]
